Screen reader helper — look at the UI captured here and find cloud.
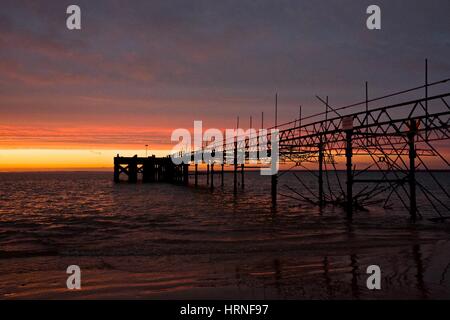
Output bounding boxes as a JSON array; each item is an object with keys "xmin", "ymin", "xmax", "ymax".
[
  {"xmin": 0, "ymin": 124, "xmax": 173, "ymax": 149},
  {"xmin": 0, "ymin": 0, "xmax": 449, "ymax": 152}
]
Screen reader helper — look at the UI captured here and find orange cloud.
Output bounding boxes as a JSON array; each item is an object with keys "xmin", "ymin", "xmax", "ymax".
[{"xmin": 0, "ymin": 125, "xmax": 175, "ymax": 150}]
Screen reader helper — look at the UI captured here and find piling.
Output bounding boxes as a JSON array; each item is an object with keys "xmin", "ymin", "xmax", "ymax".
[
  {"xmin": 408, "ymin": 120, "xmax": 418, "ymax": 220},
  {"xmin": 211, "ymin": 163, "xmax": 215, "ymax": 190},
  {"xmin": 233, "ymin": 141, "xmax": 238, "ymax": 193},
  {"xmin": 183, "ymin": 163, "xmax": 189, "ymax": 186},
  {"xmin": 318, "ymin": 139, "xmax": 324, "ymax": 206},
  {"xmin": 345, "ymin": 130, "xmax": 353, "ymax": 219},
  {"xmin": 128, "ymin": 155, "xmax": 138, "ymax": 183},
  {"xmin": 114, "ymin": 154, "xmax": 120, "ymax": 183},
  {"xmin": 194, "ymin": 163, "xmax": 198, "ymax": 187}
]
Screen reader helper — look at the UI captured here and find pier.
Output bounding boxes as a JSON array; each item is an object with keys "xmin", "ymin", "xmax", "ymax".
[
  {"xmin": 114, "ymin": 155, "xmax": 189, "ymax": 185},
  {"xmin": 114, "ymin": 72, "xmax": 450, "ymax": 222}
]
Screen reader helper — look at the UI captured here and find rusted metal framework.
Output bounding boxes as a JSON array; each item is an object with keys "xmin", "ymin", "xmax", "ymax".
[
  {"xmin": 179, "ymin": 76, "xmax": 449, "ymax": 221},
  {"xmin": 117, "ymin": 71, "xmax": 450, "ymax": 222},
  {"xmin": 276, "ymin": 90, "xmax": 450, "ymax": 221}
]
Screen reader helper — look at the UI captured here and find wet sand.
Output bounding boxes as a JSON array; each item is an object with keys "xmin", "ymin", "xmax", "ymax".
[{"xmin": 2, "ymin": 240, "xmax": 450, "ymax": 299}]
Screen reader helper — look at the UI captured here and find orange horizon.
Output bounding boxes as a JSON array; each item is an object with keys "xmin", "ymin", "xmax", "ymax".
[
  {"xmin": 0, "ymin": 147, "xmax": 449, "ymax": 171},
  {"xmin": 0, "ymin": 124, "xmax": 449, "ymax": 171}
]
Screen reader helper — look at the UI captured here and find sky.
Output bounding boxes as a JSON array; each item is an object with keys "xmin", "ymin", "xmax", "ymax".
[{"xmin": 0, "ymin": 0, "xmax": 449, "ymax": 169}]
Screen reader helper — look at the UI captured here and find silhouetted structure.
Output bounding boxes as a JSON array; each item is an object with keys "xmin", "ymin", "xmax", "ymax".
[
  {"xmin": 114, "ymin": 155, "xmax": 188, "ymax": 185},
  {"xmin": 114, "ymin": 71, "xmax": 450, "ymax": 222}
]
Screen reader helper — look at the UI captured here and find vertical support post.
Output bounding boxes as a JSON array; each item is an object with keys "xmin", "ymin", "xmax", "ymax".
[
  {"xmin": 408, "ymin": 120, "xmax": 417, "ymax": 221},
  {"xmin": 206, "ymin": 163, "xmax": 210, "ymax": 186},
  {"xmin": 172, "ymin": 163, "xmax": 176, "ymax": 183},
  {"xmin": 165, "ymin": 159, "xmax": 171, "ymax": 183},
  {"xmin": 234, "ymin": 118, "xmax": 239, "ymax": 194},
  {"xmin": 194, "ymin": 163, "xmax": 198, "ymax": 187},
  {"xmin": 233, "ymin": 141, "xmax": 238, "ymax": 194},
  {"xmin": 241, "ymin": 164, "xmax": 244, "ymax": 189},
  {"xmin": 257, "ymin": 114, "xmax": 262, "ymax": 161},
  {"xmin": 142, "ymin": 158, "xmax": 149, "ymax": 183},
  {"xmin": 365, "ymin": 81, "xmax": 369, "ymax": 145},
  {"xmin": 128, "ymin": 155, "xmax": 138, "ymax": 183},
  {"xmin": 272, "ymin": 93, "xmax": 278, "ymax": 207},
  {"xmin": 156, "ymin": 163, "xmax": 159, "ymax": 182},
  {"xmin": 210, "ymin": 163, "xmax": 214, "ymax": 190},
  {"xmin": 425, "ymin": 59, "xmax": 429, "ymax": 141},
  {"xmin": 114, "ymin": 154, "xmax": 120, "ymax": 183},
  {"xmin": 298, "ymin": 105, "xmax": 302, "ymax": 137},
  {"xmin": 345, "ymin": 130, "xmax": 353, "ymax": 219},
  {"xmin": 222, "ymin": 135, "xmax": 226, "ymax": 187},
  {"xmin": 256, "ymin": 133, "xmax": 260, "ymax": 161},
  {"xmin": 365, "ymin": 82, "xmax": 369, "ymax": 120},
  {"xmin": 183, "ymin": 163, "xmax": 189, "ymax": 186},
  {"xmin": 150, "ymin": 155, "xmax": 156, "ymax": 182},
  {"xmin": 318, "ymin": 139, "xmax": 324, "ymax": 206}
]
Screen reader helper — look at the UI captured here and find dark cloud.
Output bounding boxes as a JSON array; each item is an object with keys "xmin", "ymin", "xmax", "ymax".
[{"xmin": 0, "ymin": 0, "xmax": 449, "ymax": 131}]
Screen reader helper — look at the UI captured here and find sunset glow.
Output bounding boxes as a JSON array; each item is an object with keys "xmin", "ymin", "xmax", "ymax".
[
  {"xmin": 1, "ymin": 1, "xmax": 449, "ymax": 170},
  {"xmin": 0, "ymin": 149, "xmax": 170, "ymax": 170}
]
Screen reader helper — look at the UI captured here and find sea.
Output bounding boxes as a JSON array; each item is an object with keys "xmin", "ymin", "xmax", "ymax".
[{"xmin": 0, "ymin": 171, "xmax": 449, "ymax": 299}]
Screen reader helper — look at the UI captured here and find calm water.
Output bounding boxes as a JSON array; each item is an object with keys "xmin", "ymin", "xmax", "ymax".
[{"xmin": 0, "ymin": 171, "xmax": 450, "ymax": 299}]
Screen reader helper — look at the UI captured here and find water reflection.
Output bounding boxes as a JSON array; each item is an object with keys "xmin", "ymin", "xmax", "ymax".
[
  {"xmin": 2, "ymin": 172, "xmax": 449, "ymax": 299},
  {"xmin": 350, "ymin": 254, "xmax": 360, "ymax": 299},
  {"xmin": 230, "ymin": 245, "xmax": 434, "ymax": 299},
  {"xmin": 322, "ymin": 256, "xmax": 333, "ymax": 297},
  {"xmin": 413, "ymin": 244, "xmax": 428, "ymax": 299}
]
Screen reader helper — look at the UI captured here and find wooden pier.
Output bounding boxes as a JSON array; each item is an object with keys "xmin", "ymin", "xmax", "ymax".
[{"xmin": 114, "ymin": 155, "xmax": 189, "ymax": 184}]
